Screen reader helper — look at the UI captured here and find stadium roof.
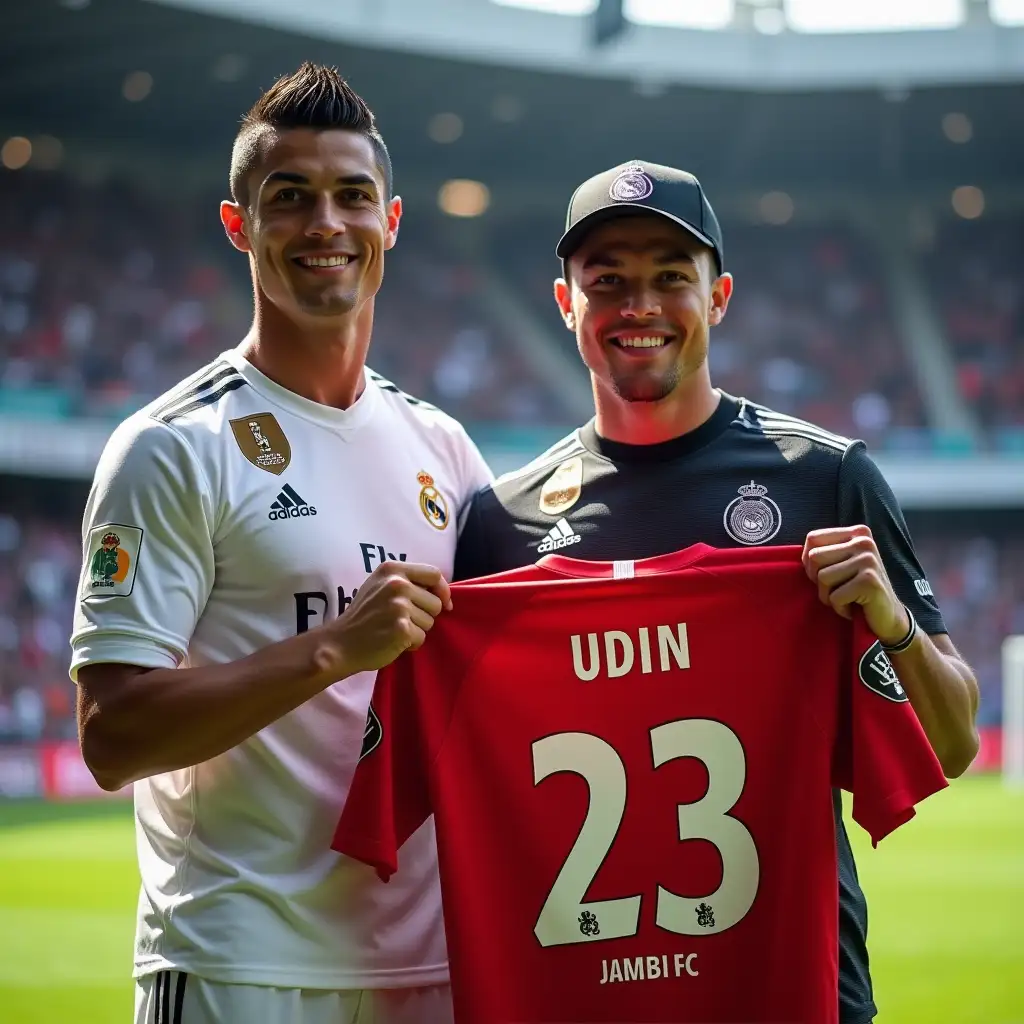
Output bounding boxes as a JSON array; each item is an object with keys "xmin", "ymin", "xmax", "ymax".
[
  {"xmin": 144, "ymin": 0, "xmax": 1024, "ymax": 89},
  {"xmin": 497, "ymin": 0, "xmax": 1024, "ymax": 35},
  {"xmin": 2, "ymin": 0, "xmax": 1023, "ymax": 210}
]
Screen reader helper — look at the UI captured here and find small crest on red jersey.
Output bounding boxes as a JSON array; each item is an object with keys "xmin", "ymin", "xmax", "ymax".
[
  {"xmin": 360, "ymin": 704, "xmax": 383, "ymax": 760},
  {"xmin": 858, "ymin": 643, "xmax": 907, "ymax": 702}
]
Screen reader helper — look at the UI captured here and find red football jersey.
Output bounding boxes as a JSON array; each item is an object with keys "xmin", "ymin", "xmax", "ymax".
[{"xmin": 333, "ymin": 544, "xmax": 946, "ymax": 1024}]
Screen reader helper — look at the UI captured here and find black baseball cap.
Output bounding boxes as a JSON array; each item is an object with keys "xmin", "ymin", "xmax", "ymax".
[{"xmin": 556, "ymin": 160, "xmax": 724, "ymax": 274}]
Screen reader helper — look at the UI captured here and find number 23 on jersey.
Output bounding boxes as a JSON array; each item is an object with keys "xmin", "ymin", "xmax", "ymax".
[{"xmin": 532, "ymin": 719, "xmax": 758, "ymax": 947}]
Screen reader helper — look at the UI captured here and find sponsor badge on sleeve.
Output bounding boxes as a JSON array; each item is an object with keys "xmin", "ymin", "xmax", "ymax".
[
  {"xmin": 858, "ymin": 642, "xmax": 908, "ymax": 702},
  {"xmin": 81, "ymin": 524, "xmax": 144, "ymax": 599}
]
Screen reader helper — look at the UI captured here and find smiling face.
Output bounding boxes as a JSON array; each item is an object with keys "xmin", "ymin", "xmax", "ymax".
[
  {"xmin": 556, "ymin": 215, "xmax": 732, "ymax": 404},
  {"xmin": 225, "ymin": 127, "xmax": 400, "ymax": 324}
]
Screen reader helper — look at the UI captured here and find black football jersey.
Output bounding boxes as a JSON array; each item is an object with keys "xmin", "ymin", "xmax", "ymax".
[{"xmin": 455, "ymin": 392, "xmax": 945, "ymax": 1024}]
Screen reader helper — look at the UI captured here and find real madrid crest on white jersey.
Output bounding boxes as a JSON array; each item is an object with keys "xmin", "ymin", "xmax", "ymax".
[
  {"xmin": 723, "ymin": 480, "xmax": 782, "ymax": 545},
  {"xmin": 417, "ymin": 470, "xmax": 450, "ymax": 530}
]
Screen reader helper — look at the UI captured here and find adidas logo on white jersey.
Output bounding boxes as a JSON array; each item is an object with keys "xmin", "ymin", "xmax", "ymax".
[
  {"xmin": 538, "ymin": 518, "xmax": 581, "ymax": 553},
  {"xmin": 268, "ymin": 484, "xmax": 318, "ymax": 521}
]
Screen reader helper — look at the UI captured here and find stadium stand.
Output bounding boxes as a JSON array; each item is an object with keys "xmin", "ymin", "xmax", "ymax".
[
  {"xmin": 914, "ymin": 533, "xmax": 1024, "ymax": 728},
  {"xmin": 372, "ymin": 238, "xmax": 562, "ymax": 423},
  {"xmin": 0, "ymin": 171, "xmax": 248, "ymax": 421},
  {"xmin": 713, "ymin": 225, "xmax": 928, "ymax": 449},
  {"xmin": 0, "ymin": 170, "xmax": 560, "ymax": 427},
  {"xmin": 2, "ymin": 168, "xmax": 1020, "ymax": 449},
  {"xmin": 0, "ymin": 509, "xmax": 80, "ymax": 743},
  {"xmin": 924, "ymin": 215, "xmax": 1024, "ymax": 448}
]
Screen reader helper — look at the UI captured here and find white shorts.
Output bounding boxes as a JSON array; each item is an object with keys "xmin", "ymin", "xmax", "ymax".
[{"xmin": 134, "ymin": 970, "xmax": 454, "ymax": 1024}]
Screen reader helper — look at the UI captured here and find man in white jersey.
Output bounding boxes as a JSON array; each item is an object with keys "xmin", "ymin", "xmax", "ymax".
[{"xmin": 70, "ymin": 63, "xmax": 491, "ymax": 1024}]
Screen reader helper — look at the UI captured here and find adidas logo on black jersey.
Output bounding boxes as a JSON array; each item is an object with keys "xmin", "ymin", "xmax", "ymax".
[
  {"xmin": 538, "ymin": 518, "xmax": 581, "ymax": 553},
  {"xmin": 269, "ymin": 484, "xmax": 317, "ymax": 521}
]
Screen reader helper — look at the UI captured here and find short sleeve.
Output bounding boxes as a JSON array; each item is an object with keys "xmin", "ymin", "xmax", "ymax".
[
  {"xmin": 832, "ymin": 617, "xmax": 948, "ymax": 846},
  {"xmin": 836, "ymin": 443, "xmax": 945, "ymax": 635},
  {"xmin": 455, "ymin": 427, "xmax": 494, "ymax": 510},
  {"xmin": 332, "ymin": 652, "xmax": 433, "ymax": 881},
  {"xmin": 454, "ymin": 486, "xmax": 501, "ymax": 582},
  {"xmin": 69, "ymin": 416, "xmax": 215, "ymax": 680}
]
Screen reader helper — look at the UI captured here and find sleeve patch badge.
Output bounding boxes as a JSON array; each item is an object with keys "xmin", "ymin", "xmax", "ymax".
[
  {"xmin": 82, "ymin": 524, "xmax": 144, "ymax": 599},
  {"xmin": 858, "ymin": 642, "xmax": 908, "ymax": 702}
]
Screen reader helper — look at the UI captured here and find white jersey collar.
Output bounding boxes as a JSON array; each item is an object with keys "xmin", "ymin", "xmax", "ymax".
[{"xmin": 223, "ymin": 347, "xmax": 380, "ymax": 436}]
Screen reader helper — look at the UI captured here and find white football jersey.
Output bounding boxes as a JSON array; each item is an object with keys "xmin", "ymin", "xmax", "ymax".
[{"xmin": 70, "ymin": 347, "xmax": 493, "ymax": 989}]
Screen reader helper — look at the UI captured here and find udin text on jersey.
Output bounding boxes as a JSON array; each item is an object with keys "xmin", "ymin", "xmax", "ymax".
[{"xmin": 571, "ymin": 624, "xmax": 690, "ymax": 682}]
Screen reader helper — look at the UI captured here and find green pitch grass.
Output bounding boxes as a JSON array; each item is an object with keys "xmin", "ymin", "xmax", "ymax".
[{"xmin": 1, "ymin": 777, "xmax": 1022, "ymax": 1023}]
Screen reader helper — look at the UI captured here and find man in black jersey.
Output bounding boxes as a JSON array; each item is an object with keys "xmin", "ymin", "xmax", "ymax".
[{"xmin": 454, "ymin": 160, "xmax": 980, "ymax": 1023}]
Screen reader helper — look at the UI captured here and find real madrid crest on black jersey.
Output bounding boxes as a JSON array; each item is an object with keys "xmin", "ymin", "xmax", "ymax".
[{"xmin": 723, "ymin": 481, "xmax": 782, "ymax": 545}]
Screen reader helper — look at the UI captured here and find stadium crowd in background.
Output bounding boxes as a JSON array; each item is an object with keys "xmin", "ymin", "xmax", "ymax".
[
  {"xmin": 0, "ymin": 170, "xmax": 553, "ymax": 426},
  {"xmin": 713, "ymin": 226, "xmax": 928, "ymax": 449},
  {"xmin": 927, "ymin": 217, "xmax": 1024, "ymax": 440},
  {"xmin": 3, "ymin": 169, "xmax": 1023, "ymax": 443}
]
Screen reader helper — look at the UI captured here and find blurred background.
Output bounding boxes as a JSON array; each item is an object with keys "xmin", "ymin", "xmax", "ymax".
[{"xmin": 0, "ymin": 0, "xmax": 1022, "ymax": 1021}]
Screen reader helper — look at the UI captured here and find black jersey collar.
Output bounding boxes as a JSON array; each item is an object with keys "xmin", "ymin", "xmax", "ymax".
[{"xmin": 578, "ymin": 391, "xmax": 740, "ymax": 464}]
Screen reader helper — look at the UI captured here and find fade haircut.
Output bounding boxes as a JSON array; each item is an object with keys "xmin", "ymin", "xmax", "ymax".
[{"xmin": 229, "ymin": 62, "xmax": 392, "ymax": 209}]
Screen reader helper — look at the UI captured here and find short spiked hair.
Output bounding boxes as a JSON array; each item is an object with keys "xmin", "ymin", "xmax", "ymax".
[{"xmin": 230, "ymin": 62, "xmax": 392, "ymax": 208}]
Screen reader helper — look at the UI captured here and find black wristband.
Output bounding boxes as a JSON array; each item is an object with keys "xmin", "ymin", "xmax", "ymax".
[{"xmin": 880, "ymin": 605, "xmax": 918, "ymax": 654}]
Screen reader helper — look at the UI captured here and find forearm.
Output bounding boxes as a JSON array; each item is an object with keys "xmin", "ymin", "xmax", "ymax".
[
  {"xmin": 889, "ymin": 630, "xmax": 980, "ymax": 778},
  {"xmin": 78, "ymin": 628, "xmax": 346, "ymax": 789}
]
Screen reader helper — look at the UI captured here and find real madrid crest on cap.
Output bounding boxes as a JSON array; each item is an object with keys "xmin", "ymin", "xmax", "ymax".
[
  {"xmin": 539, "ymin": 456, "xmax": 584, "ymax": 516},
  {"xmin": 417, "ymin": 470, "xmax": 449, "ymax": 531},
  {"xmin": 723, "ymin": 481, "xmax": 782, "ymax": 546},
  {"xmin": 609, "ymin": 163, "xmax": 654, "ymax": 203}
]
